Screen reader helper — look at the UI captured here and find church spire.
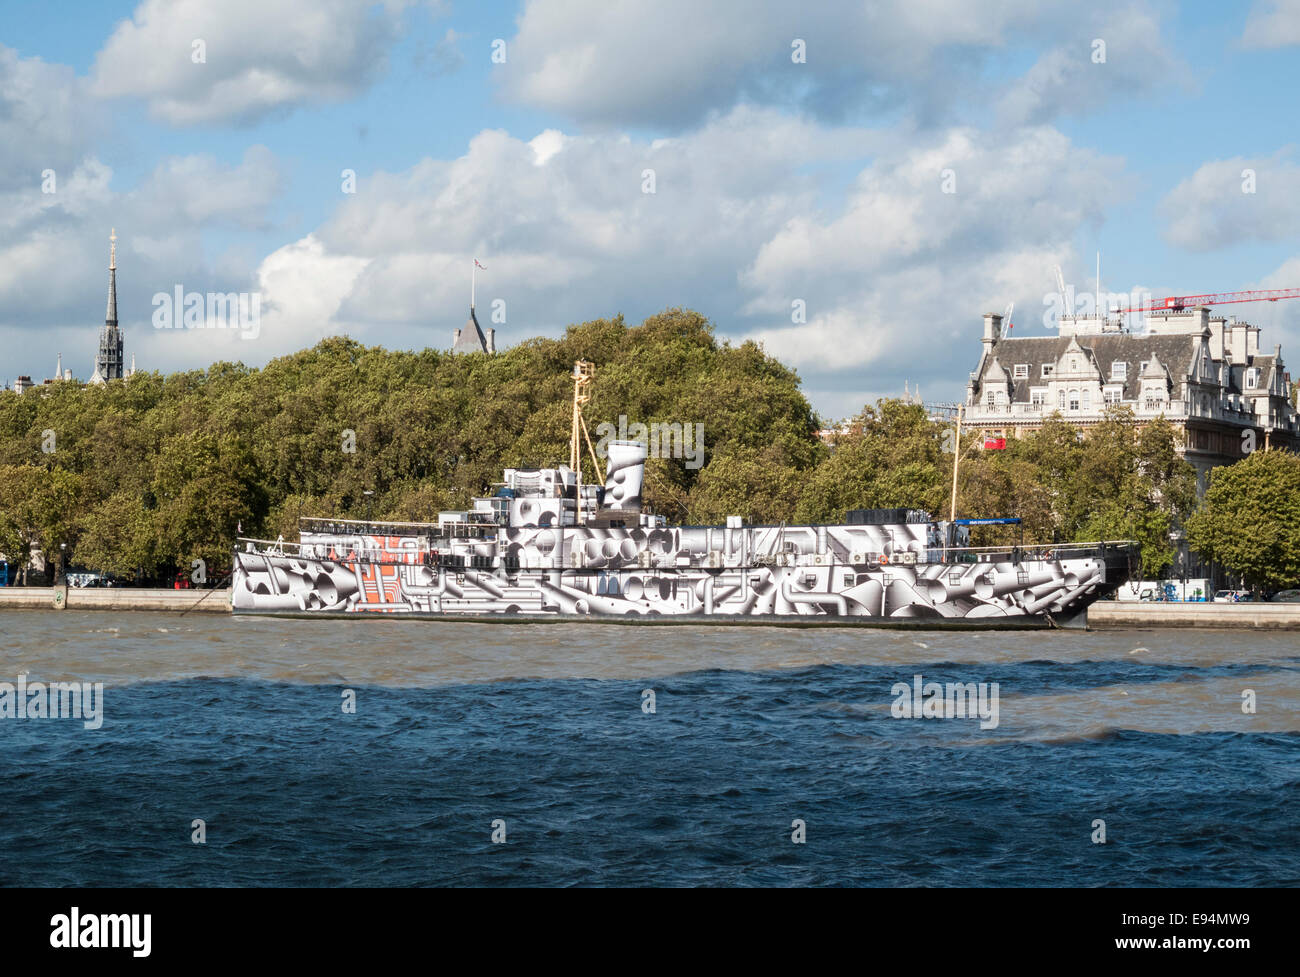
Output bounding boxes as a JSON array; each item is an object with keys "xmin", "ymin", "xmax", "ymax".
[
  {"xmin": 106, "ymin": 228, "xmax": 118, "ymax": 326},
  {"xmin": 91, "ymin": 228, "xmax": 124, "ymax": 384}
]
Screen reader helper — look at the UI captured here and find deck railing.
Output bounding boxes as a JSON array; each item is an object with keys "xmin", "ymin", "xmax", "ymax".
[{"xmin": 236, "ymin": 536, "xmax": 1135, "ymax": 567}]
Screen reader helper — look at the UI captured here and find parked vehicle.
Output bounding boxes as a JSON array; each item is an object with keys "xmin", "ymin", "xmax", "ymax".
[
  {"xmin": 1269, "ymin": 589, "xmax": 1300, "ymax": 603},
  {"xmin": 65, "ymin": 570, "xmax": 121, "ymax": 588},
  {"xmin": 1117, "ymin": 578, "xmax": 1210, "ymax": 602}
]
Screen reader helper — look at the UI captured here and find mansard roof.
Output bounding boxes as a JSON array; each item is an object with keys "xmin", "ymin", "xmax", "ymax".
[{"xmin": 973, "ymin": 333, "xmax": 1204, "ymax": 401}]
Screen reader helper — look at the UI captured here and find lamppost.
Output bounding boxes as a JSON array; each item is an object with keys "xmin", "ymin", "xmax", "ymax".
[
  {"xmin": 58, "ymin": 542, "xmax": 66, "ymax": 586},
  {"xmin": 1169, "ymin": 529, "xmax": 1186, "ymax": 600},
  {"xmin": 363, "ymin": 490, "xmax": 375, "ymax": 527}
]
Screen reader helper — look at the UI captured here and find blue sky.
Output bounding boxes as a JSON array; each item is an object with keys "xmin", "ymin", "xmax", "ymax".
[{"xmin": 3, "ymin": 0, "xmax": 1300, "ymax": 418}]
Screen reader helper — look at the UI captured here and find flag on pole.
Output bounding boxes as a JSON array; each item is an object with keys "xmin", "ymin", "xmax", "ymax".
[{"xmin": 474, "ymin": 259, "xmax": 486, "ymax": 270}]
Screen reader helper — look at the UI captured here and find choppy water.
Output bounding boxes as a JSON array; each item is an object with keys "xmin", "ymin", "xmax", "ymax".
[{"xmin": 1, "ymin": 610, "xmax": 1297, "ymax": 886}]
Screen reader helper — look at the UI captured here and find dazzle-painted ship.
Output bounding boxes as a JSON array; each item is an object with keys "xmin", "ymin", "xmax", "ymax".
[{"xmin": 232, "ymin": 363, "xmax": 1134, "ymax": 627}]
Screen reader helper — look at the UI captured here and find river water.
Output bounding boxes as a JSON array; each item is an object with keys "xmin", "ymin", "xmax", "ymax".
[{"xmin": 1, "ymin": 610, "xmax": 1296, "ymax": 885}]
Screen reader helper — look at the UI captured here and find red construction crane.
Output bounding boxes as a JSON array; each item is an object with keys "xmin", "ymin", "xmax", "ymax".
[{"xmin": 1115, "ymin": 287, "xmax": 1300, "ymax": 315}]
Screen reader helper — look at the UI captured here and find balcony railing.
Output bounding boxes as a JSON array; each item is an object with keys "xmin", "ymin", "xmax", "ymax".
[{"xmin": 968, "ymin": 402, "xmax": 1191, "ymax": 421}]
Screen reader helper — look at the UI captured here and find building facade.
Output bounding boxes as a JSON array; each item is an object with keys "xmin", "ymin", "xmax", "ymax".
[{"xmin": 964, "ymin": 308, "xmax": 1299, "ymax": 488}]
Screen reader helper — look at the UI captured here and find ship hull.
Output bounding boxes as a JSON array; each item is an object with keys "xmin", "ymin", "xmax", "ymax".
[{"xmin": 231, "ymin": 523, "xmax": 1132, "ymax": 629}]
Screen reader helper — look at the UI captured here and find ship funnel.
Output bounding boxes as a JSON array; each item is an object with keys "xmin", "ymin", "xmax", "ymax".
[{"xmin": 603, "ymin": 440, "xmax": 646, "ymax": 512}]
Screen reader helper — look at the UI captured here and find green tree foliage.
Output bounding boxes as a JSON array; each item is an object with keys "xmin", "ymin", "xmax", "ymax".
[
  {"xmin": 0, "ymin": 464, "xmax": 82, "ymax": 582},
  {"xmin": 0, "ymin": 309, "xmax": 821, "ymax": 579},
  {"xmin": 0, "ymin": 306, "xmax": 1223, "ymax": 582},
  {"xmin": 794, "ymin": 401, "xmax": 946, "ymax": 523},
  {"xmin": 1185, "ymin": 449, "xmax": 1300, "ymax": 591}
]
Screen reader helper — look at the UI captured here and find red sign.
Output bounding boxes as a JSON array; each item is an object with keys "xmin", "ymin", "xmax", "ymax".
[{"xmin": 984, "ymin": 437, "xmax": 1007, "ymax": 450}]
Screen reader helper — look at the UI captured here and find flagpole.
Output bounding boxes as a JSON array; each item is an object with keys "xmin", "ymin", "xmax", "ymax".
[
  {"xmin": 471, "ymin": 259, "xmax": 476, "ymax": 311},
  {"xmin": 949, "ymin": 403, "xmax": 963, "ymax": 521}
]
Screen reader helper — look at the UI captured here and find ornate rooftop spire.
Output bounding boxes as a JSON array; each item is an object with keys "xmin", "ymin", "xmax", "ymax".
[
  {"xmin": 92, "ymin": 227, "xmax": 124, "ymax": 383},
  {"xmin": 106, "ymin": 228, "xmax": 118, "ymax": 326}
]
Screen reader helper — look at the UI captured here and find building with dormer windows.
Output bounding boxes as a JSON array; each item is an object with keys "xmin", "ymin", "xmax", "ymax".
[{"xmin": 964, "ymin": 307, "xmax": 1299, "ymax": 489}]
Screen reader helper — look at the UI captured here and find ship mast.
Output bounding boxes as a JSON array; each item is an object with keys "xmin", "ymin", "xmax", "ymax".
[
  {"xmin": 945, "ymin": 402, "xmax": 964, "ymax": 557},
  {"xmin": 569, "ymin": 360, "xmax": 604, "ymax": 524},
  {"xmin": 949, "ymin": 402, "xmax": 963, "ymax": 522}
]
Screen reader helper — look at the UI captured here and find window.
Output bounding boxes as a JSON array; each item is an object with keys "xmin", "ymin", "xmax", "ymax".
[
  {"xmin": 1069, "ymin": 389, "xmax": 1080, "ymax": 411},
  {"xmin": 1058, "ymin": 390, "xmax": 1066, "ymax": 409},
  {"xmin": 995, "ymin": 390, "xmax": 1006, "ymax": 406},
  {"xmin": 1042, "ymin": 364, "xmax": 1054, "ymax": 378},
  {"xmin": 1246, "ymin": 367, "xmax": 1260, "ymax": 389},
  {"xmin": 1013, "ymin": 363, "xmax": 1028, "ymax": 379},
  {"xmin": 1104, "ymin": 387, "xmax": 1121, "ymax": 404},
  {"xmin": 1081, "ymin": 389, "xmax": 1091, "ymax": 410},
  {"xmin": 1030, "ymin": 388, "xmax": 1045, "ymax": 406},
  {"xmin": 1111, "ymin": 361, "xmax": 1127, "ymax": 380},
  {"xmin": 1139, "ymin": 360, "xmax": 1149, "ymax": 373}
]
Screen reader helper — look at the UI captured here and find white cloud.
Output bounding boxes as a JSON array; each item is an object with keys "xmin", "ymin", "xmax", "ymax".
[
  {"xmin": 497, "ymin": 0, "xmax": 1178, "ymax": 129},
  {"xmin": 1241, "ymin": 0, "xmax": 1300, "ymax": 48},
  {"xmin": 244, "ymin": 234, "xmax": 371, "ymax": 352},
  {"xmin": 415, "ymin": 27, "xmax": 465, "ymax": 78},
  {"xmin": 0, "ymin": 45, "xmax": 103, "ymax": 193},
  {"xmin": 125, "ymin": 146, "xmax": 284, "ymax": 228},
  {"xmin": 229, "ymin": 111, "xmax": 1128, "ymax": 421},
  {"xmin": 733, "ymin": 126, "xmax": 1128, "ymax": 372},
  {"xmin": 1161, "ymin": 152, "xmax": 1300, "ymax": 251},
  {"xmin": 529, "ymin": 129, "xmax": 565, "ymax": 166},
  {"xmin": 91, "ymin": 0, "xmax": 412, "ymax": 124},
  {"xmin": 254, "ymin": 107, "xmax": 844, "ymax": 347},
  {"xmin": 996, "ymin": 8, "xmax": 1187, "ymax": 126},
  {"xmin": 1241, "ymin": 253, "xmax": 1300, "ymax": 361}
]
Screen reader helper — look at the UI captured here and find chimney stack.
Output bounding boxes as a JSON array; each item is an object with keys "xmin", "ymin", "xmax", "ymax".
[
  {"xmin": 602, "ymin": 441, "xmax": 646, "ymax": 513},
  {"xmin": 982, "ymin": 313, "xmax": 1002, "ymax": 346}
]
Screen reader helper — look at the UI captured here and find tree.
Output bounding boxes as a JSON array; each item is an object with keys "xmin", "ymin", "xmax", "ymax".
[
  {"xmin": 0, "ymin": 464, "xmax": 83, "ymax": 583},
  {"xmin": 1072, "ymin": 409, "xmax": 1197, "ymax": 576},
  {"xmin": 795, "ymin": 401, "xmax": 946, "ymax": 523},
  {"xmin": 686, "ymin": 447, "xmax": 802, "ymax": 524},
  {"xmin": 1185, "ymin": 450, "xmax": 1300, "ymax": 592},
  {"xmin": 75, "ymin": 492, "xmax": 158, "ymax": 579}
]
